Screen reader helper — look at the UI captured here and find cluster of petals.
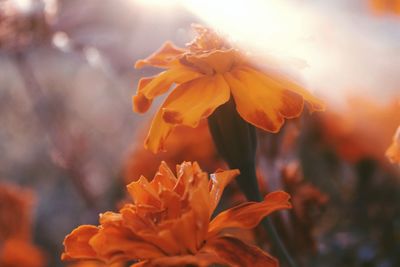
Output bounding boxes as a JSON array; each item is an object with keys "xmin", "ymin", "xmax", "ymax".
[
  {"xmin": 133, "ymin": 24, "xmax": 325, "ymax": 153},
  {"xmin": 62, "ymin": 161, "xmax": 292, "ymax": 267}
]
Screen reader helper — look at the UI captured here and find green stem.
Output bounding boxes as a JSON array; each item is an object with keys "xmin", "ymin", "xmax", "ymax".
[
  {"xmin": 208, "ymin": 97, "xmax": 298, "ymax": 267},
  {"xmin": 262, "ymin": 217, "xmax": 298, "ymax": 267}
]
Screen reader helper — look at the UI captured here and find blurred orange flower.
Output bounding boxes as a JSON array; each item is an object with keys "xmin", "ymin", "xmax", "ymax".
[
  {"xmin": 123, "ymin": 120, "xmax": 222, "ymax": 184},
  {"xmin": 62, "ymin": 161, "xmax": 292, "ymax": 267},
  {"xmin": 0, "ymin": 183, "xmax": 34, "ymax": 241},
  {"xmin": 319, "ymin": 97, "xmax": 400, "ymax": 163},
  {"xmin": 0, "ymin": 183, "xmax": 45, "ymax": 267},
  {"xmin": 133, "ymin": 24, "xmax": 325, "ymax": 153},
  {"xmin": 369, "ymin": 0, "xmax": 400, "ymax": 14},
  {"xmin": 0, "ymin": 238, "xmax": 45, "ymax": 267},
  {"xmin": 386, "ymin": 126, "xmax": 400, "ymax": 164}
]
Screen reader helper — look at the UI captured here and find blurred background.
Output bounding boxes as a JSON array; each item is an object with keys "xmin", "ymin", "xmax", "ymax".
[{"xmin": 0, "ymin": 0, "xmax": 399, "ymax": 266}]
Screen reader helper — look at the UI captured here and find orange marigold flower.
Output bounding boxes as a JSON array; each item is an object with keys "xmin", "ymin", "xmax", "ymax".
[
  {"xmin": 62, "ymin": 161, "xmax": 292, "ymax": 267},
  {"xmin": 386, "ymin": 126, "xmax": 400, "ymax": 164},
  {"xmin": 133, "ymin": 24, "xmax": 325, "ymax": 153}
]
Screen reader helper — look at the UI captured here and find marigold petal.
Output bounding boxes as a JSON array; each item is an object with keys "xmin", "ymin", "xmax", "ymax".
[
  {"xmin": 130, "ymin": 252, "xmax": 228, "ymax": 267},
  {"xmin": 185, "ymin": 49, "xmax": 237, "ymax": 74},
  {"xmin": 386, "ymin": 126, "xmax": 400, "ymax": 164},
  {"xmin": 144, "ymin": 107, "xmax": 174, "ymax": 153},
  {"xmin": 203, "ymin": 236, "xmax": 278, "ymax": 267},
  {"xmin": 149, "ymin": 161, "xmax": 177, "ymax": 192},
  {"xmin": 89, "ymin": 225, "xmax": 165, "ymax": 263},
  {"xmin": 135, "ymin": 42, "xmax": 185, "ymax": 69},
  {"xmin": 208, "ymin": 169, "xmax": 240, "ymax": 215},
  {"xmin": 144, "ymin": 75, "xmax": 229, "ymax": 153},
  {"xmin": 270, "ymin": 71, "xmax": 325, "ymax": 112},
  {"xmin": 161, "ymin": 74, "xmax": 230, "ymax": 127},
  {"xmin": 207, "ymin": 191, "xmax": 292, "ymax": 237},
  {"xmin": 225, "ymin": 67, "xmax": 304, "ymax": 132},
  {"xmin": 133, "ymin": 77, "xmax": 154, "ymax": 113},
  {"xmin": 62, "ymin": 225, "xmax": 99, "ymax": 261},
  {"xmin": 188, "ymin": 172, "xmax": 212, "ymax": 248},
  {"xmin": 137, "ymin": 66, "xmax": 203, "ymax": 101},
  {"xmin": 127, "ymin": 176, "xmax": 162, "ymax": 208},
  {"xmin": 99, "ymin": 211, "xmax": 122, "ymax": 226}
]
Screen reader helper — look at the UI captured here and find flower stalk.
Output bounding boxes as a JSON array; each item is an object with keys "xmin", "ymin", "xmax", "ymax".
[{"xmin": 208, "ymin": 97, "xmax": 298, "ymax": 267}]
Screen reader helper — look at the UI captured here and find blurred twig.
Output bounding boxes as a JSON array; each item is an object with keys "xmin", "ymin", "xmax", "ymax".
[{"xmin": 13, "ymin": 52, "xmax": 97, "ymax": 209}]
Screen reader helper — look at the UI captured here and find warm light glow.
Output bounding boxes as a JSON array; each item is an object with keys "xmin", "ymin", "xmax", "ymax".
[
  {"xmin": 12, "ymin": 0, "xmax": 33, "ymax": 12},
  {"xmin": 180, "ymin": 0, "xmax": 400, "ymax": 105},
  {"xmin": 130, "ymin": 0, "xmax": 400, "ymax": 105},
  {"xmin": 131, "ymin": 0, "xmax": 181, "ymax": 8}
]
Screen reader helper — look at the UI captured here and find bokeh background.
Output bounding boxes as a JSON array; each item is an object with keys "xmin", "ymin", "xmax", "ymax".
[{"xmin": 0, "ymin": 0, "xmax": 399, "ymax": 266}]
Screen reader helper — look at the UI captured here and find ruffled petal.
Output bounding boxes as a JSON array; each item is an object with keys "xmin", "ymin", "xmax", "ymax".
[
  {"xmin": 225, "ymin": 67, "xmax": 304, "ymax": 132},
  {"xmin": 130, "ymin": 251, "xmax": 228, "ymax": 267},
  {"xmin": 62, "ymin": 225, "xmax": 99, "ymax": 261},
  {"xmin": 127, "ymin": 176, "xmax": 162, "ymax": 208},
  {"xmin": 185, "ymin": 49, "xmax": 238, "ymax": 74},
  {"xmin": 135, "ymin": 42, "xmax": 185, "ymax": 69},
  {"xmin": 162, "ymin": 74, "xmax": 230, "ymax": 127},
  {"xmin": 89, "ymin": 225, "xmax": 165, "ymax": 263},
  {"xmin": 150, "ymin": 161, "xmax": 177, "ymax": 192},
  {"xmin": 203, "ymin": 236, "xmax": 278, "ymax": 267},
  {"xmin": 207, "ymin": 191, "xmax": 291, "ymax": 237},
  {"xmin": 208, "ymin": 169, "xmax": 240, "ymax": 215}
]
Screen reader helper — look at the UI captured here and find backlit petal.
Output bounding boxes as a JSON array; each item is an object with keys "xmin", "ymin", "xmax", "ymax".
[
  {"xmin": 162, "ymin": 74, "xmax": 230, "ymax": 127},
  {"xmin": 208, "ymin": 169, "xmax": 240, "ymax": 215},
  {"xmin": 208, "ymin": 191, "xmax": 291, "ymax": 237},
  {"xmin": 270, "ymin": 71, "xmax": 325, "ymax": 112},
  {"xmin": 144, "ymin": 107, "xmax": 174, "ymax": 153},
  {"xmin": 203, "ymin": 236, "xmax": 278, "ymax": 267},
  {"xmin": 62, "ymin": 225, "xmax": 99, "ymax": 260},
  {"xmin": 225, "ymin": 67, "xmax": 304, "ymax": 132},
  {"xmin": 144, "ymin": 75, "xmax": 229, "ymax": 153},
  {"xmin": 135, "ymin": 66, "xmax": 203, "ymax": 104},
  {"xmin": 132, "ymin": 77, "xmax": 154, "ymax": 113},
  {"xmin": 386, "ymin": 126, "xmax": 400, "ymax": 164},
  {"xmin": 185, "ymin": 49, "xmax": 238, "ymax": 74},
  {"xmin": 135, "ymin": 42, "xmax": 185, "ymax": 69}
]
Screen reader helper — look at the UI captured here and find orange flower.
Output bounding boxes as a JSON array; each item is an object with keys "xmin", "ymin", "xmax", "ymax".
[
  {"xmin": 133, "ymin": 24, "xmax": 325, "ymax": 153},
  {"xmin": 62, "ymin": 161, "xmax": 292, "ymax": 267},
  {"xmin": 123, "ymin": 120, "xmax": 222, "ymax": 184},
  {"xmin": 319, "ymin": 97, "xmax": 400, "ymax": 163},
  {"xmin": 386, "ymin": 126, "xmax": 400, "ymax": 164},
  {"xmin": 368, "ymin": 0, "xmax": 400, "ymax": 15},
  {"xmin": 0, "ymin": 238, "xmax": 45, "ymax": 267},
  {"xmin": 0, "ymin": 183, "xmax": 34, "ymax": 241}
]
